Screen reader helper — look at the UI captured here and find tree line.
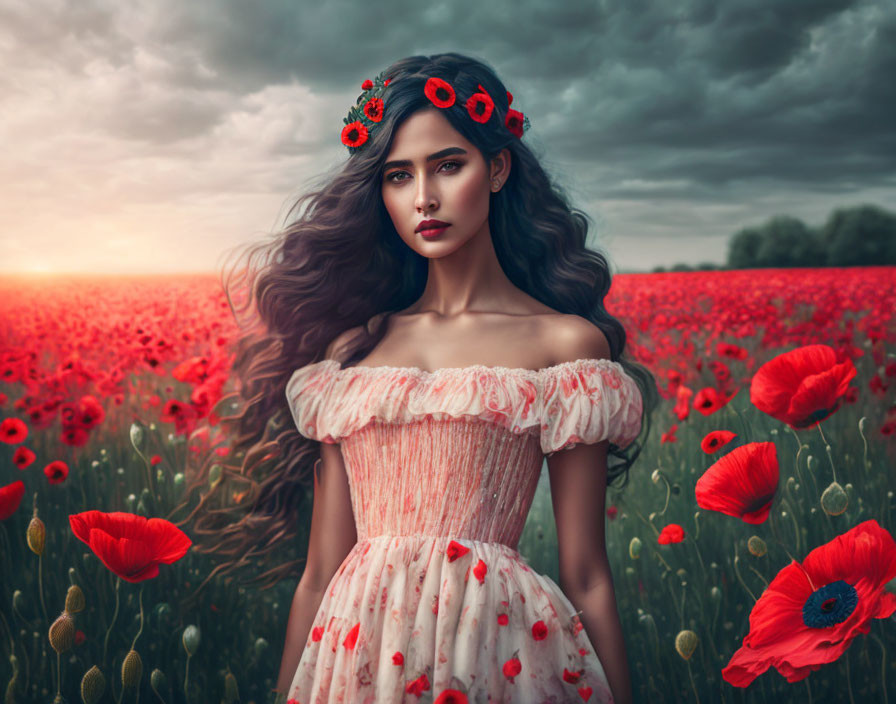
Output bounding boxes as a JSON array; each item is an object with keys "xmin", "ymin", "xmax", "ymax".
[{"xmin": 647, "ymin": 203, "xmax": 896, "ymax": 272}]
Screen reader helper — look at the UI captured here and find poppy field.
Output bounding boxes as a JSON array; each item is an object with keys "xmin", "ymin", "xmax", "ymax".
[{"xmin": 1, "ymin": 267, "xmax": 895, "ymax": 703}]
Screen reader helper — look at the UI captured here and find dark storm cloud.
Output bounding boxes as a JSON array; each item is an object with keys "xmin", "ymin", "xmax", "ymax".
[{"xmin": 2, "ymin": 0, "xmax": 893, "ymax": 272}]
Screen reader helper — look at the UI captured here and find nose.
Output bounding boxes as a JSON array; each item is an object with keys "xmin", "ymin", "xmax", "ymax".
[{"xmin": 414, "ymin": 173, "xmax": 438, "ymax": 212}]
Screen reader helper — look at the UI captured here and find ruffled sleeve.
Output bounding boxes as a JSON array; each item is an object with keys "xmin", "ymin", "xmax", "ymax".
[
  {"xmin": 539, "ymin": 359, "xmax": 643, "ymax": 456},
  {"xmin": 285, "ymin": 360, "xmax": 345, "ymax": 444}
]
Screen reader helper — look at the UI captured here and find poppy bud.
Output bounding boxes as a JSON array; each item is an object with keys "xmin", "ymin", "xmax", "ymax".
[
  {"xmin": 674, "ymin": 629, "xmax": 698, "ymax": 660},
  {"xmin": 858, "ymin": 417, "xmax": 867, "ymax": 432},
  {"xmin": 173, "ymin": 472, "xmax": 185, "ymax": 496},
  {"xmin": 629, "ymin": 537, "xmax": 642, "ymax": 559},
  {"xmin": 710, "ymin": 586, "xmax": 721, "ymax": 603},
  {"xmin": 121, "ymin": 649, "xmax": 143, "ymax": 688},
  {"xmin": 49, "ymin": 611, "xmax": 74, "ymax": 653},
  {"xmin": 65, "ymin": 584, "xmax": 85, "ymax": 613},
  {"xmin": 821, "ymin": 481, "xmax": 848, "ymax": 516},
  {"xmin": 747, "ymin": 536, "xmax": 767, "ymax": 557},
  {"xmin": 182, "ymin": 624, "xmax": 201, "ymax": 656},
  {"xmin": 13, "ymin": 590, "xmax": 24, "ymax": 613},
  {"xmin": 27, "ymin": 515, "xmax": 45, "ymax": 556},
  {"xmin": 224, "ymin": 672, "xmax": 239, "ymax": 703},
  {"xmin": 150, "ymin": 668, "xmax": 168, "ymax": 694},
  {"xmin": 254, "ymin": 637, "xmax": 269, "ymax": 657},
  {"xmin": 807, "ymin": 455, "xmax": 818, "ymax": 472},
  {"xmin": 129, "ymin": 422, "xmax": 145, "ymax": 451},
  {"xmin": 81, "ymin": 665, "xmax": 106, "ymax": 704},
  {"xmin": 651, "ymin": 469, "xmax": 662, "ymax": 484}
]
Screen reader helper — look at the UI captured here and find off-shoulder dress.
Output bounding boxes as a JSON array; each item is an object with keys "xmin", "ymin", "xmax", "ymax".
[{"xmin": 283, "ymin": 358, "xmax": 643, "ymax": 704}]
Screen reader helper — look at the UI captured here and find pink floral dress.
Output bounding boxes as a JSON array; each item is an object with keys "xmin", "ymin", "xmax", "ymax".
[{"xmin": 284, "ymin": 358, "xmax": 643, "ymax": 704}]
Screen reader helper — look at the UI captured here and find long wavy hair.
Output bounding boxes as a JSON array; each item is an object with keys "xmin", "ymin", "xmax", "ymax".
[{"xmin": 171, "ymin": 52, "xmax": 660, "ymax": 595}]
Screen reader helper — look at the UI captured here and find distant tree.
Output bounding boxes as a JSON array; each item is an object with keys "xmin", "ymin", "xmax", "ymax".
[
  {"xmin": 728, "ymin": 227, "xmax": 763, "ymax": 268},
  {"xmin": 670, "ymin": 263, "xmax": 693, "ymax": 272},
  {"xmin": 651, "ymin": 265, "xmax": 667, "ymax": 273},
  {"xmin": 754, "ymin": 215, "xmax": 824, "ymax": 268},
  {"xmin": 821, "ymin": 204, "xmax": 896, "ymax": 266},
  {"xmin": 695, "ymin": 261, "xmax": 719, "ymax": 270}
]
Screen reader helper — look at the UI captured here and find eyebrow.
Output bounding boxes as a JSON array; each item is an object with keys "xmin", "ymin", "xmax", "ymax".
[{"xmin": 382, "ymin": 147, "xmax": 468, "ymax": 171}]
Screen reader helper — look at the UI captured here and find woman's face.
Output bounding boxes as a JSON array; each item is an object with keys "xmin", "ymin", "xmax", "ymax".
[{"xmin": 381, "ymin": 107, "xmax": 508, "ymax": 257}]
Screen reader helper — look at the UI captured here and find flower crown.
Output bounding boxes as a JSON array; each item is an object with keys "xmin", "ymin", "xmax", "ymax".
[{"xmin": 340, "ymin": 70, "xmax": 531, "ymax": 154}]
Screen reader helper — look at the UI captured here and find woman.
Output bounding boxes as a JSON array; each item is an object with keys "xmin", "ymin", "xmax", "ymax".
[{"xmin": 181, "ymin": 52, "xmax": 657, "ymax": 703}]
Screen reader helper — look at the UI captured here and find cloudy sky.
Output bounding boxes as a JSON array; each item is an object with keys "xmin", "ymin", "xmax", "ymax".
[{"xmin": 2, "ymin": 0, "xmax": 894, "ymax": 274}]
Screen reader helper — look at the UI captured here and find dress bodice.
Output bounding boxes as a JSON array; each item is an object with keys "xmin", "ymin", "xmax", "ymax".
[{"xmin": 285, "ymin": 358, "xmax": 643, "ymax": 549}]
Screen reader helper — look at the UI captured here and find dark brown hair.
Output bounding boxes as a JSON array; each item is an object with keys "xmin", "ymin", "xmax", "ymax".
[{"xmin": 170, "ymin": 52, "xmax": 660, "ymax": 596}]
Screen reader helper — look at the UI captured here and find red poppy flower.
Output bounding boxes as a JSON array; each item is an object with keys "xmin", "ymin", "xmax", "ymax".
[
  {"xmin": 343, "ymin": 622, "xmax": 359, "ymax": 650},
  {"xmin": 502, "ymin": 655, "xmax": 522, "ymax": 681},
  {"xmin": 693, "ymin": 386, "xmax": 735, "ymax": 415},
  {"xmin": 13, "ymin": 446, "xmax": 36, "ymax": 469},
  {"xmin": 472, "ymin": 559, "xmax": 487, "ymax": 583},
  {"xmin": 361, "ymin": 79, "xmax": 373, "ymax": 91},
  {"xmin": 341, "ymin": 120, "xmax": 368, "ymax": 148},
  {"xmin": 722, "ymin": 520, "xmax": 896, "ymax": 686},
  {"xmin": 69, "ymin": 510, "xmax": 192, "ymax": 583},
  {"xmin": 424, "ymin": 77, "xmax": 455, "ymax": 108},
  {"xmin": 750, "ymin": 345, "xmax": 857, "ymax": 429},
  {"xmin": 701, "ymin": 430, "xmax": 737, "ymax": 453},
  {"xmin": 0, "ymin": 417, "xmax": 27, "ymax": 444},
  {"xmin": 44, "ymin": 460, "xmax": 69, "ymax": 484},
  {"xmin": 531, "ymin": 620, "xmax": 548, "ymax": 640},
  {"xmin": 658, "ymin": 523, "xmax": 685, "ymax": 544},
  {"xmin": 506, "ymin": 90, "xmax": 513, "ymax": 105},
  {"xmin": 434, "ymin": 689, "xmax": 468, "ymax": 704},
  {"xmin": 77, "ymin": 395, "xmax": 105, "ymax": 429},
  {"xmin": 363, "ymin": 97, "xmax": 383, "ymax": 122},
  {"xmin": 0, "ymin": 480, "xmax": 25, "ymax": 520},
  {"xmin": 673, "ymin": 385, "xmax": 693, "ymax": 420},
  {"xmin": 661, "ymin": 423, "xmax": 679, "ymax": 443},
  {"xmin": 405, "ymin": 672, "xmax": 431, "ymax": 695},
  {"xmin": 505, "ymin": 108, "xmax": 526, "ymax": 138},
  {"xmin": 465, "ymin": 87, "xmax": 494, "ymax": 124},
  {"xmin": 696, "ymin": 442, "xmax": 779, "ymax": 524}
]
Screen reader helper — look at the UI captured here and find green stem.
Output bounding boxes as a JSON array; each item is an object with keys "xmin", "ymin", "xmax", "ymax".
[
  {"xmin": 858, "ymin": 418, "xmax": 870, "ymax": 478},
  {"xmin": 815, "ymin": 423, "xmax": 838, "ymax": 484},
  {"xmin": 844, "ymin": 646, "xmax": 855, "ymax": 704},
  {"xmin": 732, "ymin": 542, "xmax": 756, "ymax": 603},
  {"xmin": 38, "ymin": 555, "xmax": 48, "ymax": 630},
  {"xmin": 184, "ymin": 653, "xmax": 192, "ymax": 703},
  {"xmin": 130, "ymin": 585, "xmax": 145, "ymax": 651},
  {"xmin": 869, "ymin": 629, "xmax": 888, "ymax": 704},
  {"xmin": 104, "ymin": 577, "xmax": 121, "ymax": 667},
  {"xmin": 686, "ymin": 659, "xmax": 701, "ymax": 704}
]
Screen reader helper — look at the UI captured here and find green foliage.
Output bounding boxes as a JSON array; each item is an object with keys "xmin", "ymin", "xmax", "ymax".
[{"xmin": 725, "ymin": 204, "xmax": 895, "ymax": 269}]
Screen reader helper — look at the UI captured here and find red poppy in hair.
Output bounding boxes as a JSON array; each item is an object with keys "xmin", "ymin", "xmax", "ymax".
[
  {"xmin": 424, "ymin": 77, "xmax": 455, "ymax": 108},
  {"xmin": 695, "ymin": 442, "xmax": 779, "ymax": 524},
  {"xmin": 722, "ymin": 520, "xmax": 896, "ymax": 686},
  {"xmin": 363, "ymin": 97, "xmax": 383, "ymax": 122},
  {"xmin": 750, "ymin": 345, "xmax": 856, "ymax": 429},
  {"xmin": 505, "ymin": 108, "xmax": 526, "ymax": 138},
  {"xmin": 465, "ymin": 84, "xmax": 494, "ymax": 124},
  {"xmin": 341, "ymin": 120, "xmax": 369, "ymax": 148}
]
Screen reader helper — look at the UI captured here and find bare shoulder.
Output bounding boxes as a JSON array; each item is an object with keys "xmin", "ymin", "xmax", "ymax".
[{"xmin": 542, "ymin": 314, "xmax": 612, "ymax": 364}]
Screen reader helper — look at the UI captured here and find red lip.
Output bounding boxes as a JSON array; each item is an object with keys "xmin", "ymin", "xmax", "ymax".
[{"xmin": 416, "ymin": 219, "xmax": 451, "ymax": 233}]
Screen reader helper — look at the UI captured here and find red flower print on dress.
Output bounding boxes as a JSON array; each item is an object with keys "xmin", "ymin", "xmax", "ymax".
[
  {"xmin": 701, "ymin": 429, "xmax": 737, "ymax": 453},
  {"xmin": 310, "ymin": 626, "xmax": 323, "ymax": 642},
  {"xmin": 658, "ymin": 523, "xmax": 685, "ymax": 544},
  {"xmin": 343, "ymin": 622, "xmax": 360, "ymax": 650},
  {"xmin": 405, "ymin": 672, "xmax": 431, "ymax": 696},
  {"xmin": 0, "ymin": 480, "xmax": 25, "ymax": 520},
  {"xmin": 562, "ymin": 667, "xmax": 583, "ymax": 683},
  {"xmin": 446, "ymin": 540, "xmax": 470, "ymax": 562},
  {"xmin": 502, "ymin": 654, "xmax": 522, "ymax": 682},
  {"xmin": 578, "ymin": 685, "xmax": 593, "ymax": 701},
  {"xmin": 750, "ymin": 344, "xmax": 857, "ymax": 429},
  {"xmin": 695, "ymin": 442, "xmax": 779, "ymax": 524},
  {"xmin": 69, "ymin": 510, "xmax": 191, "ymax": 582},
  {"xmin": 0, "ymin": 417, "xmax": 27, "ymax": 443},
  {"xmin": 392, "ymin": 651, "xmax": 404, "ymax": 665},
  {"xmin": 497, "ymin": 613, "xmax": 509, "ymax": 626},
  {"xmin": 434, "ymin": 689, "xmax": 468, "ymax": 704},
  {"xmin": 472, "ymin": 559, "xmax": 487, "ymax": 584},
  {"xmin": 531, "ymin": 620, "xmax": 548, "ymax": 640},
  {"xmin": 722, "ymin": 520, "xmax": 896, "ymax": 687}
]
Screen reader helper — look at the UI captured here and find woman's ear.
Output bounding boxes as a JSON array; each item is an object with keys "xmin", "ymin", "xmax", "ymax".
[{"xmin": 490, "ymin": 148, "xmax": 512, "ymax": 189}]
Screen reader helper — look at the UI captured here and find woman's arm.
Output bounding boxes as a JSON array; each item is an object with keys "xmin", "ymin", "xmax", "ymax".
[
  {"xmin": 548, "ymin": 438, "xmax": 633, "ymax": 704},
  {"xmin": 275, "ymin": 440, "xmax": 358, "ymax": 694}
]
